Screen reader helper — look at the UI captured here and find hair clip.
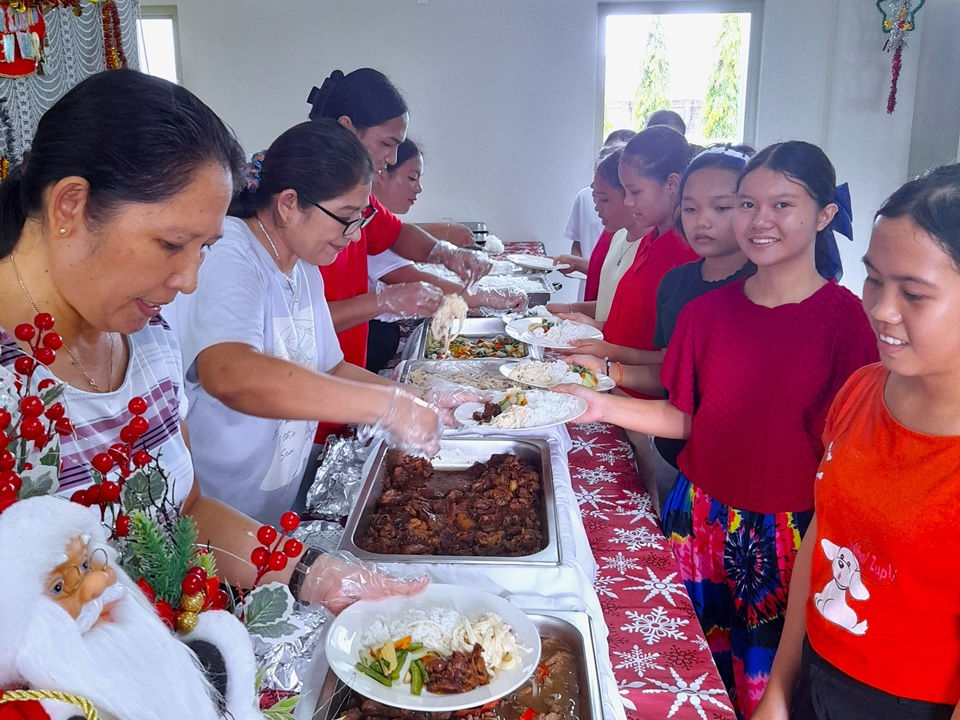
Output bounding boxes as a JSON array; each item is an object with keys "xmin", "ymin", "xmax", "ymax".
[{"xmin": 243, "ymin": 151, "xmax": 265, "ymax": 192}]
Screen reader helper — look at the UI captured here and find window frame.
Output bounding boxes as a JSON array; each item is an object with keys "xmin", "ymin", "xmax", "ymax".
[
  {"xmin": 597, "ymin": 0, "xmax": 763, "ymax": 148},
  {"xmin": 137, "ymin": 4, "xmax": 183, "ymax": 85}
]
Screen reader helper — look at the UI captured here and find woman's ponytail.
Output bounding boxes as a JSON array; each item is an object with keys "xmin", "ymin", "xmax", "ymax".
[
  {"xmin": 307, "ymin": 70, "xmax": 345, "ymax": 121},
  {"xmin": 0, "ymin": 163, "xmax": 27, "ymax": 259}
]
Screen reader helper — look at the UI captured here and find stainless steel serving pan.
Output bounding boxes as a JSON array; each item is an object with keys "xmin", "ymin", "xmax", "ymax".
[
  {"xmin": 398, "ymin": 358, "xmax": 519, "ymax": 392},
  {"xmin": 339, "ymin": 436, "xmax": 560, "ymax": 566},
  {"xmin": 410, "ymin": 317, "xmax": 543, "ymax": 361},
  {"xmin": 309, "ymin": 610, "xmax": 604, "ymax": 720}
]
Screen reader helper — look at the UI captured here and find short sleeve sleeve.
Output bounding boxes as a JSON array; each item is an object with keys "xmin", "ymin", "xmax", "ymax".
[
  {"xmin": 365, "ymin": 195, "xmax": 403, "ymax": 255},
  {"xmin": 169, "ymin": 239, "xmax": 268, "ymax": 375},
  {"xmin": 653, "ymin": 273, "xmax": 672, "ymax": 350},
  {"xmin": 564, "ymin": 192, "xmax": 583, "ymax": 244},
  {"xmin": 660, "ymin": 301, "xmax": 700, "ymax": 415}
]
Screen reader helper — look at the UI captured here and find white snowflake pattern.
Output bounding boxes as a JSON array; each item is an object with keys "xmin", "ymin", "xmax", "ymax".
[
  {"xmin": 573, "ymin": 465, "xmax": 618, "ymax": 486},
  {"xmin": 600, "ymin": 551, "xmax": 643, "ymax": 575},
  {"xmin": 615, "ymin": 490, "xmax": 657, "ymax": 524},
  {"xmin": 613, "ymin": 645, "xmax": 663, "ymax": 677},
  {"xmin": 595, "ymin": 448, "xmax": 626, "ymax": 466},
  {"xmin": 570, "ymin": 435, "xmax": 608, "ymax": 456},
  {"xmin": 642, "ymin": 668, "xmax": 734, "ymax": 719},
  {"xmin": 575, "ymin": 487, "xmax": 617, "ymax": 520},
  {"xmin": 694, "ymin": 634, "xmax": 710, "ymax": 653},
  {"xmin": 593, "ymin": 574, "xmax": 620, "ymax": 598},
  {"xmin": 611, "ymin": 525, "xmax": 665, "ymax": 551},
  {"xmin": 623, "ymin": 568, "xmax": 688, "ymax": 607},
  {"xmin": 614, "ymin": 438, "xmax": 635, "ymax": 455},
  {"xmin": 574, "ymin": 421, "xmax": 610, "ymax": 434},
  {"xmin": 621, "ymin": 606, "xmax": 689, "ymax": 645}
]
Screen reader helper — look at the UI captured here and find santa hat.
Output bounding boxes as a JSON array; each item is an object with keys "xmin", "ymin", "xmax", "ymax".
[{"xmin": 0, "ymin": 496, "xmax": 108, "ymax": 687}]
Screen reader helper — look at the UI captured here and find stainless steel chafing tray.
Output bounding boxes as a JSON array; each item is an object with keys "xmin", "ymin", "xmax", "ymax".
[
  {"xmin": 398, "ymin": 358, "xmax": 519, "ymax": 392},
  {"xmin": 411, "ymin": 317, "xmax": 543, "ymax": 361},
  {"xmin": 309, "ymin": 610, "xmax": 604, "ymax": 720},
  {"xmin": 339, "ymin": 437, "xmax": 560, "ymax": 566}
]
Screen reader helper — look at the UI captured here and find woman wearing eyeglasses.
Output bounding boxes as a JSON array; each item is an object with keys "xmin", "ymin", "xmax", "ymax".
[{"xmin": 167, "ymin": 119, "xmax": 443, "ymax": 523}]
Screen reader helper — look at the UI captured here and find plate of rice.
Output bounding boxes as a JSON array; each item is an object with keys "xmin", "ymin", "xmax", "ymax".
[
  {"xmin": 500, "ymin": 359, "xmax": 615, "ymax": 392},
  {"xmin": 505, "ymin": 316, "xmax": 602, "ymax": 348},
  {"xmin": 505, "ymin": 253, "xmax": 569, "ymax": 272},
  {"xmin": 454, "ymin": 388, "xmax": 588, "ymax": 430},
  {"xmin": 325, "ymin": 584, "xmax": 539, "ymax": 711}
]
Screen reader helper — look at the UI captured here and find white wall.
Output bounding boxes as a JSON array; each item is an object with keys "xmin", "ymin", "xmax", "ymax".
[{"xmin": 149, "ymin": 0, "xmax": 957, "ymax": 298}]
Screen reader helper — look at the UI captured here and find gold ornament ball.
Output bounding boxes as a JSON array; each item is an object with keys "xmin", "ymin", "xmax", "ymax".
[
  {"xmin": 176, "ymin": 611, "xmax": 198, "ymax": 634},
  {"xmin": 180, "ymin": 592, "xmax": 205, "ymax": 613}
]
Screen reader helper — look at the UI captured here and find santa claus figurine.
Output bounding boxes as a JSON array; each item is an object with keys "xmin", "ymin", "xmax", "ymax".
[{"xmin": 0, "ymin": 496, "xmax": 264, "ymax": 720}]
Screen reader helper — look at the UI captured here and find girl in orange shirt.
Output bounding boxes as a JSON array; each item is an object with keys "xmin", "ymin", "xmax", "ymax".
[{"xmin": 754, "ymin": 164, "xmax": 960, "ymax": 719}]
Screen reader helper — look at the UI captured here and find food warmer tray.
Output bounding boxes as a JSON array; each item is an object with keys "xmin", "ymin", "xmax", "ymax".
[
  {"xmin": 410, "ymin": 317, "xmax": 543, "ymax": 361},
  {"xmin": 309, "ymin": 610, "xmax": 604, "ymax": 720},
  {"xmin": 339, "ymin": 436, "xmax": 560, "ymax": 567},
  {"xmin": 398, "ymin": 358, "xmax": 518, "ymax": 390}
]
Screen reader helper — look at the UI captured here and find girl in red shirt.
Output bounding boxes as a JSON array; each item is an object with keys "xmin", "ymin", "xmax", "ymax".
[
  {"xmin": 561, "ymin": 142, "xmax": 878, "ymax": 718},
  {"xmin": 755, "ymin": 165, "xmax": 960, "ymax": 720}
]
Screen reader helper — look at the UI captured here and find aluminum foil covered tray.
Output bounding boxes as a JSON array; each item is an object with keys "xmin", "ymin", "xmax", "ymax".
[
  {"xmin": 340, "ymin": 437, "xmax": 560, "ymax": 566},
  {"xmin": 307, "ymin": 610, "xmax": 604, "ymax": 720}
]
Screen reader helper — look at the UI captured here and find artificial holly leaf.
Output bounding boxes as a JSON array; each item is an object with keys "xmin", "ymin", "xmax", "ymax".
[
  {"xmin": 38, "ymin": 382, "xmax": 64, "ymax": 406},
  {"xmin": 248, "ymin": 618, "xmax": 301, "ymax": 639},
  {"xmin": 18, "ymin": 466, "xmax": 58, "ymax": 497},
  {"xmin": 123, "ymin": 466, "xmax": 166, "ymax": 511},
  {"xmin": 39, "ymin": 447, "xmax": 60, "ymax": 467},
  {"xmin": 241, "ymin": 583, "xmax": 305, "ymax": 644}
]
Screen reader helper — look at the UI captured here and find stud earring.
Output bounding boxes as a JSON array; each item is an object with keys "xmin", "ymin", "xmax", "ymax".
[{"xmin": 58, "ymin": 228, "xmax": 67, "ymax": 235}]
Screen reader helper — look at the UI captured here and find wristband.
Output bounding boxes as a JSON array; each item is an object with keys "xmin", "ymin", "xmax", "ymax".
[
  {"xmin": 604, "ymin": 357, "xmax": 610, "ymax": 376},
  {"xmin": 614, "ymin": 361, "xmax": 624, "ymax": 386},
  {"xmin": 289, "ymin": 547, "xmax": 323, "ymax": 603}
]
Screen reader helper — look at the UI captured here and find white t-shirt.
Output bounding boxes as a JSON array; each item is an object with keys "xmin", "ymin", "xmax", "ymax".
[
  {"xmin": 564, "ymin": 186, "xmax": 604, "ymax": 301},
  {"xmin": 0, "ymin": 318, "xmax": 194, "ymax": 508},
  {"xmin": 167, "ymin": 217, "xmax": 344, "ymax": 523},
  {"xmin": 595, "ymin": 228, "xmax": 641, "ymax": 322}
]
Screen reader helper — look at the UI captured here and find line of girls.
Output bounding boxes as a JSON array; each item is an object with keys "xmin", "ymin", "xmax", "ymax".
[{"xmin": 553, "ymin": 122, "xmax": 960, "ymax": 719}]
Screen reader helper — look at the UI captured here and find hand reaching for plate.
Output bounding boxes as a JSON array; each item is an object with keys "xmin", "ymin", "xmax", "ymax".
[
  {"xmin": 552, "ymin": 254, "xmax": 589, "ymax": 275},
  {"xmin": 299, "ymin": 550, "xmax": 429, "ymax": 615},
  {"xmin": 556, "ymin": 338, "xmax": 615, "ymax": 358},
  {"xmin": 564, "ymin": 354, "xmax": 606, "ymax": 375},
  {"xmin": 554, "ymin": 311, "xmax": 603, "ymax": 330},
  {"xmin": 553, "ymin": 383, "xmax": 606, "ymax": 424}
]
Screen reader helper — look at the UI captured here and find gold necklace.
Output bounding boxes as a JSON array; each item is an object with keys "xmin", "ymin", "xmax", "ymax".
[{"xmin": 9, "ymin": 257, "xmax": 117, "ymax": 393}]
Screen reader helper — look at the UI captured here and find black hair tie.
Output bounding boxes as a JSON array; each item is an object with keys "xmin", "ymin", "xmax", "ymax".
[{"xmin": 307, "ymin": 69, "xmax": 344, "ymax": 117}]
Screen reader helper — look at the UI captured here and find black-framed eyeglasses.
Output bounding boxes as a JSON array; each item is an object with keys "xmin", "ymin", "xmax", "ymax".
[{"xmin": 311, "ymin": 202, "xmax": 378, "ymax": 236}]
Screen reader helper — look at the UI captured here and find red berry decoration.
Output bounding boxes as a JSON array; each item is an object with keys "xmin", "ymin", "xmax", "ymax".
[
  {"xmin": 283, "ymin": 538, "xmax": 303, "ymax": 558},
  {"xmin": 37, "ymin": 378, "xmax": 56, "ymax": 391},
  {"xmin": 14, "ymin": 356, "xmax": 34, "ymax": 376},
  {"xmin": 0, "ymin": 472, "xmax": 21, "ymax": 499},
  {"xmin": 137, "ymin": 577, "xmax": 157, "ymax": 602},
  {"xmin": 256, "ymin": 525, "xmax": 277, "ymax": 545},
  {"xmin": 0, "ymin": 409, "xmax": 9, "ymax": 430},
  {"xmin": 33, "ymin": 347, "xmax": 55, "ymax": 366},
  {"xmin": 33, "ymin": 432, "xmax": 50, "ymax": 450},
  {"xmin": 154, "ymin": 600, "xmax": 176, "ymax": 629},
  {"xmin": 132, "ymin": 449, "xmax": 152, "ymax": 468},
  {"xmin": 19, "ymin": 396, "xmax": 43, "ymax": 417},
  {"xmin": 42, "ymin": 332, "xmax": 63, "ymax": 350},
  {"xmin": 114, "ymin": 514, "xmax": 130, "ymax": 537},
  {"xmin": 119, "ymin": 425, "xmax": 137, "ymax": 444},
  {"xmin": 280, "ymin": 511, "xmax": 300, "ymax": 532},
  {"xmin": 129, "ymin": 416, "xmax": 149, "ymax": 437},
  {"xmin": 54, "ymin": 418, "xmax": 74, "ymax": 436},
  {"xmin": 14, "ymin": 324, "xmax": 35, "ymax": 342},
  {"xmin": 128, "ymin": 397, "xmax": 148, "ymax": 415},
  {"xmin": 85, "ymin": 484, "xmax": 101, "ymax": 505},
  {"xmin": 250, "ymin": 546, "xmax": 269, "ymax": 569},
  {"xmin": 34, "ymin": 313, "xmax": 54, "ymax": 331},
  {"xmin": 91, "ymin": 453, "xmax": 114, "ymax": 474},
  {"xmin": 70, "ymin": 489, "xmax": 89, "ymax": 506},
  {"xmin": 211, "ymin": 589, "xmax": 229, "ymax": 610},
  {"xmin": 0, "ymin": 450, "xmax": 13, "ymax": 472},
  {"xmin": 44, "ymin": 402, "xmax": 65, "ymax": 420},
  {"xmin": 99, "ymin": 480, "xmax": 121, "ymax": 503},
  {"xmin": 268, "ymin": 551, "xmax": 288, "ymax": 572},
  {"xmin": 180, "ymin": 573, "xmax": 204, "ymax": 597},
  {"xmin": 188, "ymin": 566, "xmax": 208, "ymax": 581},
  {"xmin": 108, "ymin": 443, "xmax": 129, "ymax": 466},
  {"xmin": 0, "ymin": 431, "xmax": 10, "ymax": 448},
  {"xmin": 204, "ymin": 576, "xmax": 218, "ymax": 597},
  {"xmin": 19, "ymin": 417, "xmax": 43, "ymax": 440}
]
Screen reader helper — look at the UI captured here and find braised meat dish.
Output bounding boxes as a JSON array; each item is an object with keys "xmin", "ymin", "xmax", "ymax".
[
  {"xmin": 358, "ymin": 451, "xmax": 543, "ymax": 557},
  {"xmin": 424, "ymin": 644, "xmax": 490, "ymax": 694},
  {"xmin": 472, "ymin": 401, "xmax": 503, "ymax": 423}
]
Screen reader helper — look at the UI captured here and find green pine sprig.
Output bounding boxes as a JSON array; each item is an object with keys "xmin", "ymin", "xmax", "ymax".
[{"xmin": 127, "ymin": 510, "xmax": 199, "ymax": 605}]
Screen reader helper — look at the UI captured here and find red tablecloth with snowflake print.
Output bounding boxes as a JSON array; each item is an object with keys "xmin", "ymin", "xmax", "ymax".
[{"xmin": 566, "ymin": 421, "xmax": 736, "ymax": 719}]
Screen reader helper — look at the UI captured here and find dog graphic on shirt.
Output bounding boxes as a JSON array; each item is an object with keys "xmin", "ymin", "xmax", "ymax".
[{"xmin": 814, "ymin": 538, "xmax": 869, "ymax": 635}]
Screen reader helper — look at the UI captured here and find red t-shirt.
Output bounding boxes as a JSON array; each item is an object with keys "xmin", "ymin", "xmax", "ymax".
[
  {"xmin": 316, "ymin": 194, "xmax": 402, "ymax": 442},
  {"xmin": 584, "ymin": 230, "xmax": 612, "ymax": 302},
  {"xmin": 604, "ymin": 227, "xmax": 697, "ymax": 399},
  {"xmin": 660, "ymin": 279, "xmax": 878, "ymax": 513},
  {"xmin": 806, "ymin": 364, "xmax": 960, "ymax": 704}
]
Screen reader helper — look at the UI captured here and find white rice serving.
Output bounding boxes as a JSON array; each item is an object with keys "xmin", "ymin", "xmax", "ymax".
[
  {"xmin": 489, "ymin": 389, "xmax": 583, "ymax": 428},
  {"xmin": 506, "ymin": 360, "xmax": 591, "ymax": 388},
  {"xmin": 529, "ymin": 319, "xmax": 598, "ymax": 346}
]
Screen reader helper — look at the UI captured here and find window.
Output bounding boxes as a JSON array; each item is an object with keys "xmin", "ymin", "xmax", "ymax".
[
  {"xmin": 599, "ymin": 2, "xmax": 762, "ymax": 146},
  {"xmin": 136, "ymin": 6, "xmax": 180, "ymax": 85}
]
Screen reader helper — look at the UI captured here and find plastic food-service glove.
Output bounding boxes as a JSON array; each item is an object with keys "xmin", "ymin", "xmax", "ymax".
[
  {"xmin": 427, "ymin": 240, "xmax": 492, "ymax": 288},
  {"xmin": 421, "ymin": 379, "xmax": 495, "ymax": 427},
  {"xmin": 375, "ymin": 281, "xmax": 444, "ymax": 318},
  {"xmin": 357, "ymin": 386, "xmax": 443, "ymax": 458},
  {"xmin": 297, "ymin": 549, "xmax": 428, "ymax": 615},
  {"xmin": 465, "ymin": 287, "xmax": 529, "ymax": 313}
]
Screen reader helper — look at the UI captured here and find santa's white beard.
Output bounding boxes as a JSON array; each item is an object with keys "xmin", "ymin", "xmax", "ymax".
[{"xmin": 16, "ymin": 580, "xmax": 223, "ymax": 720}]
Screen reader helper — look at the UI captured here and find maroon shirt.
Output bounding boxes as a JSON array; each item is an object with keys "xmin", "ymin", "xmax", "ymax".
[{"xmin": 661, "ymin": 279, "xmax": 878, "ymax": 513}]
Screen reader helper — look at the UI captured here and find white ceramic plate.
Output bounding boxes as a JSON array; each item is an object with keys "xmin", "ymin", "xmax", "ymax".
[
  {"xmin": 505, "ymin": 253, "xmax": 569, "ymax": 272},
  {"xmin": 504, "ymin": 317, "xmax": 603, "ymax": 349},
  {"xmin": 325, "ymin": 584, "xmax": 540, "ymax": 712},
  {"xmin": 499, "ymin": 361, "xmax": 616, "ymax": 392},
  {"xmin": 454, "ymin": 390, "xmax": 588, "ymax": 431},
  {"xmin": 565, "ymin": 271, "xmax": 588, "ymax": 280}
]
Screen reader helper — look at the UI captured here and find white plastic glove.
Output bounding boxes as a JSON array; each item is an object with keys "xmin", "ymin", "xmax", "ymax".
[
  {"xmin": 374, "ymin": 281, "xmax": 444, "ymax": 318},
  {"xmin": 298, "ymin": 550, "xmax": 428, "ymax": 615},
  {"xmin": 357, "ymin": 386, "xmax": 443, "ymax": 458},
  {"xmin": 421, "ymin": 378, "xmax": 495, "ymax": 427},
  {"xmin": 466, "ymin": 287, "xmax": 529, "ymax": 312},
  {"xmin": 427, "ymin": 240, "xmax": 492, "ymax": 288}
]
